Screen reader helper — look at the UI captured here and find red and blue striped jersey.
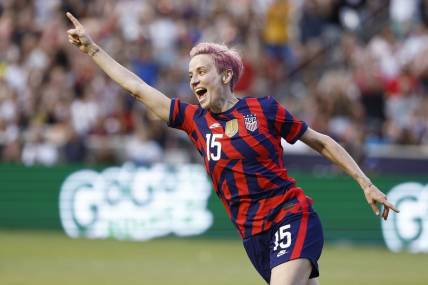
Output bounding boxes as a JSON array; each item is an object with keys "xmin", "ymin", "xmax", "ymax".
[{"xmin": 168, "ymin": 96, "xmax": 312, "ymax": 238}]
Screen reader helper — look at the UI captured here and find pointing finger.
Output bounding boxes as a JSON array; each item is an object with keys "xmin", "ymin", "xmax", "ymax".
[
  {"xmin": 66, "ymin": 12, "xmax": 82, "ymax": 28},
  {"xmin": 67, "ymin": 29, "xmax": 78, "ymax": 35}
]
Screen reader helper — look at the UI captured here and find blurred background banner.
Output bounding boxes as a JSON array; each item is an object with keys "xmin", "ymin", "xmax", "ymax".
[
  {"xmin": 58, "ymin": 163, "xmax": 213, "ymax": 241},
  {"xmin": 1, "ymin": 162, "xmax": 427, "ymax": 252},
  {"xmin": 0, "ymin": 163, "xmax": 215, "ymax": 240},
  {"xmin": 381, "ymin": 182, "xmax": 428, "ymax": 253}
]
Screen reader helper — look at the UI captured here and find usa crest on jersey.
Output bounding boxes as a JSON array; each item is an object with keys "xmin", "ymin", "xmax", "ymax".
[{"xmin": 244, "ymin": 114, "xmax": 258, "ymax": 132}]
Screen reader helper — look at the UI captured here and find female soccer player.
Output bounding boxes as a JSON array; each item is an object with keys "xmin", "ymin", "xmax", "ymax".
[{"xmin": 66, "ymin": 12, "xmax": 399, "ymax": 285}]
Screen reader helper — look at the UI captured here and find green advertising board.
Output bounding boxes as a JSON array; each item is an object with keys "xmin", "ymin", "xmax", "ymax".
[{"xmin": 0, "ymin": 163, "xmax": 427, "ymax": 252}]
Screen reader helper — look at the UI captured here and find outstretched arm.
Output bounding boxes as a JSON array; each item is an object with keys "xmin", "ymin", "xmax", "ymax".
[
  {"xmin": 65, "ymin": 12, "xmax": 170, "ymax": 121},
  {"xmin": 300, "ymin": 127, "xmax": 399, "ymax": 220}
]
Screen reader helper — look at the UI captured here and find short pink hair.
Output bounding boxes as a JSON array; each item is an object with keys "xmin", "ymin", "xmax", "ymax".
[{"xmin": 189, "ymin": 42, "xmax": 244, "ymax": 91}]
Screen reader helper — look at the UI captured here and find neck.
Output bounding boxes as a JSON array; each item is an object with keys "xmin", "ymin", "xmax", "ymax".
[{"xmin": 210, "ymin": 92, "xmax": 239, "ymax": 113}]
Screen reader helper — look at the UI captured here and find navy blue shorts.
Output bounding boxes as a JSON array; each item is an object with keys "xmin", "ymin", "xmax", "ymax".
[{"xmin": 243, "ymin": 209, "xmax": 324, "ymax": 283}]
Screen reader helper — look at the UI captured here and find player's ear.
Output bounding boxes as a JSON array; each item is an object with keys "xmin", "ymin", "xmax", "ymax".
[{"xmin": 222, "ymin": 69, "xmax": 233, "ymax": 85}]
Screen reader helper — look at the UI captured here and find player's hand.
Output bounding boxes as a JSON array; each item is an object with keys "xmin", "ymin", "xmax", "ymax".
[
  {"xmin": 363, "ymin": 183, "xmax": 399, "ymax": 220},
  {"xmin": 66, "ymin": 12, "xmax": 95, "ymax": 54}
]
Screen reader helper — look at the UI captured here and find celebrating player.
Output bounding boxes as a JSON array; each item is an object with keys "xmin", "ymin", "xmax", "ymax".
[{"xmin": 66, "ymin": 12, "xmax": 399, "ymax": 285}]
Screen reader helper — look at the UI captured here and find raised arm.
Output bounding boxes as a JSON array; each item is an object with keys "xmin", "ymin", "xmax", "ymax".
[
  {"xmin": 65, "ymin": 12, "xmax": 170, "ymax": 121},
  {"xmin": 300, "ymin": 127, "xmax": 399, "ymax": 220}
]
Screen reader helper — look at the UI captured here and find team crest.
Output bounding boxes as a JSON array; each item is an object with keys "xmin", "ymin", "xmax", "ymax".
[
  {"xmin": 225, "ymin": 119, "xmax": 238, "ymax": 137},
  {"xmin": 244, "ymin": 114, "xmax": 258, "ymax": 132}
]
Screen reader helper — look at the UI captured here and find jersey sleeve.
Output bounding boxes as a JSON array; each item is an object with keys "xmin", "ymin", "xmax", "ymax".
[
  {"xmin": 265, "ymin": 96, "xmax": 308, "ymax": 144},
  {"xmin": 167, "ymin": 98, "xmax": 198, "ymax": 134}
]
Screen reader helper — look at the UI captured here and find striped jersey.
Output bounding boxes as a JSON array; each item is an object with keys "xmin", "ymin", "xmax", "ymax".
[{"xmin": 168, "ymin": 96, "xmax": 312, "ymax": 238}]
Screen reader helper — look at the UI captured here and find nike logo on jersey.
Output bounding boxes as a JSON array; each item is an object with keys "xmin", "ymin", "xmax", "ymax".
[
  {"xmin": 276, "ymin": 249, "xmax": 287, "ymax": 257},
  {"xmin": 209, "ymin": 123, "xmax": 222, "ymax": 129}
]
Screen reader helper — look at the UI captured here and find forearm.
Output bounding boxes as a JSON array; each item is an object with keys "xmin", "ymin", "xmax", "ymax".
[
  {"xmin": 318, "ymin": 137, "xmax": 371, "ymax": 188},
  {"xmin": 87, "ymin": 44, "xmax": 170, "ymax": 121},
  {"xmin": 300, "ymin": 129, "xmax": 399, "ymax": 218},
  {"xmin": 66, "ymin": 12, "xmax": 171, "ymax": 121},
  {"xmin": 88, "ymin": 44, "xmax": 143, "ymax": 95}
]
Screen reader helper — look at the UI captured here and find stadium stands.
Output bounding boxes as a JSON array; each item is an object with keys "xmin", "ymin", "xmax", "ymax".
[{"xmin": 0, "ymin": 0, "xmax": 427, "ymax": 166}]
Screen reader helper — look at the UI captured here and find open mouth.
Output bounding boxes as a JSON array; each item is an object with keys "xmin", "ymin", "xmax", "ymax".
[{"xmin": 195, "ymin": 87, "xmax": 207, "ymax": 98}]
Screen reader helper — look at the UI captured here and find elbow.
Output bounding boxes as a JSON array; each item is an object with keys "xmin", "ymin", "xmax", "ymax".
[
  {"xmin": 314, "ymin": 134, "xmax": 334, "ymax": 154},
  {"xmin": 324, "ymin": 134, "xmax": 337, "ymax": 147},
  {"xmin": 322, "ymin": 135, "xmax": 346, "ymax": 158},
  {"xmin": 322, "ymin": 135, "xmax": 338, "ymax": 150},
  {"xmin": 124, "ymin": 78, "xmax": 144, "ymax": 97},
  {"xmin": 302, "ymin": 128, "xmax": 335, "ymax": 153}
]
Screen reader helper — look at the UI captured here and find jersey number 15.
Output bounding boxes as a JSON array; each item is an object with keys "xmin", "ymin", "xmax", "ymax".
[
  {"xmin": 206, "ymin": 134, "xmax": 223, "ymax": 161},
  {"xmin": 274, "ymin": 224, "xmax": 292, "ymax": 251}
]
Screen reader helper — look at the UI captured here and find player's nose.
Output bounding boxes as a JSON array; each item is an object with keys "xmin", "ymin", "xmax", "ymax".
[{"xmin": 190, "ymin": 76, "xmax": 199, "ymax": 88}]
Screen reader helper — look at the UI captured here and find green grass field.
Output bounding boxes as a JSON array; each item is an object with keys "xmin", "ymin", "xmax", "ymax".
[{"xmin": 0, "ymin": 230, "xmax": 427, "ymax": 285}]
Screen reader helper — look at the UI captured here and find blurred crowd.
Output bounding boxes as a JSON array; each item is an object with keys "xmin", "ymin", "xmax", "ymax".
[{"xmin": 0, "ymin": 0, "xmax": 428, "ymax": 166}]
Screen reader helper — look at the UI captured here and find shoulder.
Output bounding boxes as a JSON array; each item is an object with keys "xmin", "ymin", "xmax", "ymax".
[
  {"xmin": 253, "ymin": 96, "xmax": 278, "ymax": 115},
  {"xmin": 171, "ymin": 98, "xmax": 204, "ymax": 115},
  {"xmin": 169, "ymin": 98, "xmax": 205, "ymax": 129},
  {"xmin": 240, "ymin": 96, "xmax": 275, "ymax": 108},
  {"xmin": 255, "ymin": 96, "xmax": 277, "ymax": 107},
  {"xmin": 242, "ymin": 96, "xmax": 274, "ymax": 103}
]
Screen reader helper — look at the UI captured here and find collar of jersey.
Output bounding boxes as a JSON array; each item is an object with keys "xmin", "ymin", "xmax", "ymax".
[{"xmin": 208, "ymin": 97, "xmax": 243, "ymax": 119}]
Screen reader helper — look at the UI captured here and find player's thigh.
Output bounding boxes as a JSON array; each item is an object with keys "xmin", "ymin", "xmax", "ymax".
[{"xmin": 270, "ymin": 258, "xmax": 312, "ymax": 285}]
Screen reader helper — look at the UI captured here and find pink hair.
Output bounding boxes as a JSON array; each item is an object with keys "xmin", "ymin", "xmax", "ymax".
[{"xmin": 189, "ymin": 42, "xmax": 244, "ymax": 91}]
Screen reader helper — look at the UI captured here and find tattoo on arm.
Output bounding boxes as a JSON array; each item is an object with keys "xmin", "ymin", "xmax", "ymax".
[{"xmin": 89, "ymin": 46, "xmax": 100, "ymax": 57}]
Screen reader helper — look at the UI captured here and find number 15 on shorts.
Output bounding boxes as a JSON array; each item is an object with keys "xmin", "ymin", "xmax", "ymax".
[{"xmin": 274, "ymin": 224, "xmax": 291, "ymax": 251}]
